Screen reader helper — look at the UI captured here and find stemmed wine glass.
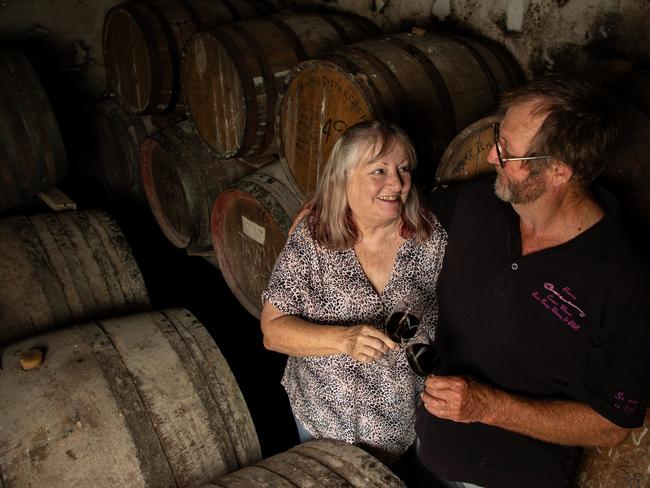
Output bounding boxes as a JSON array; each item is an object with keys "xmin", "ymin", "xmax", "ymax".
[
  {"xmin": 376, "ymin": 296, "xmax": 427, "ymax": 367},
  {"xmin": 405, "ymin": 337, "xmax": 441, "ymax": 377}
]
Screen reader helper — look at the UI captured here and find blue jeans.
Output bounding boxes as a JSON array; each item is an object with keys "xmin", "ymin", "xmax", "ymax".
[{"xmin": 294, "ymin": 416, "xmax": 314, "ymax": 443}]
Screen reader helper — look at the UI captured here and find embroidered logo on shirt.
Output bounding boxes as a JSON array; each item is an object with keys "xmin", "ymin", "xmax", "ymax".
[
  {"xmin": 613, "ymin": 391, "xmax": 643, "ymax": 415},
  {"xmin": 530, "ymin": 282, "xmax": 586, "ymax": 330}
]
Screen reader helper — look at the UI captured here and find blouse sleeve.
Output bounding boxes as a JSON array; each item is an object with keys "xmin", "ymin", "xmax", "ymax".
[{"xmin": 261, "ymin": 220, "xmax": 314, "ymax": 316}]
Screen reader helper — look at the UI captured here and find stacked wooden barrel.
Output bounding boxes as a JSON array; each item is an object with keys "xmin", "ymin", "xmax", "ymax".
[
  {"xmin": 0, "ymin": 308, "xmax": 261, "ymax": 487},
  {"xmin": 102, "ymin": 0, "xmax": 281, "ymax": 116},
  {"xmin": 139, "ymin": 121, "xmax": 273, "ymax": 253},
  {"xmin": 0, "ymin": 209, "xmax": 150, "ymax": 345},
  {"xmin": 0, "ymin": 48, "xmax": 67, "ymax": 212},
  {"xmin": 211, "ymin": 161, "xmax": 304, "ymax": 318},
  {"xmin": 91, "ymin": 98, "xmax": 159, "ymax": 201},
  {"xmin": 435, "ymin": 114, "xmax": 499, "ymax": 184},
  {"xmin": 100, "ymin": 4, "xmax": 381, "ymax": 269},
  {"xmin": 182, "ymin": 12, "xmax": 379, "ymax": 159},
  {"xmin": 276, "ymin": 31, "xmax": 523, "ymax": 196}
]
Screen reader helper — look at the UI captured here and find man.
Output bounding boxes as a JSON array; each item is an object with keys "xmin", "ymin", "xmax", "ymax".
[{"xmin": 416, "ymin": 74, "xmax": 650, "ymax": 487}]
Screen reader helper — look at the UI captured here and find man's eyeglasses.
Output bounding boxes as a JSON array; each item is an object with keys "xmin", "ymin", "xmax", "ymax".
[{"xmin": 493, "ymin": 122, "xmax": 551, "ymax": 168}]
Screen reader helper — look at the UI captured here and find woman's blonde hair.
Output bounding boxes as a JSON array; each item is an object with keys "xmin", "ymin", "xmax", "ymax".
[{"xmin": 308, "ymin": 120, "xmax": 432, "ymax": 249}]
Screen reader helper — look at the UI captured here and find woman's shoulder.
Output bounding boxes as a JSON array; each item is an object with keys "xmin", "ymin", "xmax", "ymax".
[
  {"xmin": 421, "ymin": 209, "xmax": 447, "ymax": 242},
  {"xmin": 285, "ymin": 216, "xmax": 314, "ymax": 249},
  {"xmin": 287, "ymin": 215, "xmax": 332, "ymax": 257}
]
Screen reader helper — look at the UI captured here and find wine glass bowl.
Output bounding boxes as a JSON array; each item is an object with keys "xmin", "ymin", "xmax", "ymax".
[
  {"xmin": 385, "ymin": 309, "xmax": 420, "ymax": 344},
  {"xmin": 376, "ymin": 296, "xmax": 428, "ymax": 367},
  {"xmin": 406, "ymin": 342, "xmax": 441, "ymax": 377}
]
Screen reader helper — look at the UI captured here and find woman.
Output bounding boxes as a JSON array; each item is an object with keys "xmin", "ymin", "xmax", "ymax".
[{"xmin": 261, "ymin": 120, "xmax": 446, "ymax": 463}]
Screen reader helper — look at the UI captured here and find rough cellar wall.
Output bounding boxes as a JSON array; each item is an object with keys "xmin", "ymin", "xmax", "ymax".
[
  {"xmin": 295, "ymin": 0, "xmax": 650, "ymax": 78},
  {"xmin": 0, "ymin": 0, "xmax": 116, "ymax": 99},
  {"xmin": 0, "ymin": 0, "xmax": 648, "ymax": 101}
]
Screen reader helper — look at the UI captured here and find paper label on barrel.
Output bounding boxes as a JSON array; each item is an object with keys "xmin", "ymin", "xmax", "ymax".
[{"xmin": 242, "ymin": 215, "xmax": 265, "ymax": 245}]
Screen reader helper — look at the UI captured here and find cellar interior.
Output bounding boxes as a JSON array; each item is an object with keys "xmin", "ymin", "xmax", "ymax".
[{"xmin": 1, "ymin": 0, "xmax": 649, "ymax": 486}]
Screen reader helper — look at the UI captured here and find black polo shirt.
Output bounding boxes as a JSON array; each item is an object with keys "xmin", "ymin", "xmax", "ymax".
[{"xmin": 416, "ymin": 176, "xmax": 650, "ymax": 487}]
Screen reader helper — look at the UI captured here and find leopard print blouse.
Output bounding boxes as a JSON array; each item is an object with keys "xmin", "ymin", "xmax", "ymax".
[{"xmin": 262, "ymin": 216, "xmax": 447, "ymax": 463}]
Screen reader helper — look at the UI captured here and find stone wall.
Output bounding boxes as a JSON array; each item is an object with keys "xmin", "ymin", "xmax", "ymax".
[{"xmin": 1, "ymin": 0, "xmax": 648, "ymax": 100}]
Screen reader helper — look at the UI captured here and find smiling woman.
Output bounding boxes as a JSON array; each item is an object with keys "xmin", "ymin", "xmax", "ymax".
[
  {"xmin": 345, "ymin": 138, "xmax": 412, "ymax": 234},
  {"xmin": 258, "ymin": 120, "xmax": 447, "ymax": 471}
]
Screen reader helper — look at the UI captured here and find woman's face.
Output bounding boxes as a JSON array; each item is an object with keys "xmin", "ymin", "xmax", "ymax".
[{"xmin": 345, "ymin": 139, "xmax": 411, "ymax": 228}]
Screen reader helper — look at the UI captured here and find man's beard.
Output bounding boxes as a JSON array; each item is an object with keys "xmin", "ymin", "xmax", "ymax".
[{"xmin": 494, "ymin": 169, "xmax": 548, "ymax": 204}]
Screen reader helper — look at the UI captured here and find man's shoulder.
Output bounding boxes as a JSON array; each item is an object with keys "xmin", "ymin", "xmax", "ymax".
[
  {"xmin": 427, "ymin": 175, "xmax": 498, "ymax": 228},
  {"xmin": 429, "ymin": 174, "xmax": 496, "ymax": 203}
]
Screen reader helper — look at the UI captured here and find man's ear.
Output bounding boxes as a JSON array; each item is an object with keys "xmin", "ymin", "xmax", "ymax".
[{"xmin": 550, "ymin": 160, "xmax": 573, "ymax": 185}]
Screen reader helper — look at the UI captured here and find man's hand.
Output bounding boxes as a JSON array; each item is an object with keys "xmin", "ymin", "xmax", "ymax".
[
  {"xmin": 421, "ymin": 375, "xmax": 496, "ymax": 423},
  {"xmin": 421, "ymin": 375, "xmax": 630, "ymax": 447}
]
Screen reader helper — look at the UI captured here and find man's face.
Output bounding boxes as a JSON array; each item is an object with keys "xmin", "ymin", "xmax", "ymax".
[{"xmin": 488, "ymin": 101, "xmax": 550, "ymax": 204}]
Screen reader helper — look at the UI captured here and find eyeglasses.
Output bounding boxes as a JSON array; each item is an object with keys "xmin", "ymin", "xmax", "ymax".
[{"xmin": 493, "ymin": 122, "xmax": 551, "ymax": 168}]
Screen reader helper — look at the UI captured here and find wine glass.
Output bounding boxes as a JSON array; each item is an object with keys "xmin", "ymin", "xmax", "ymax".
[
  {"xmin": 376, "ymin": 296, "xmax": 427, "ymax": 367},
  {"xmin": 406, "ymin": 335, "xmax": 441, "ymax": 377}
]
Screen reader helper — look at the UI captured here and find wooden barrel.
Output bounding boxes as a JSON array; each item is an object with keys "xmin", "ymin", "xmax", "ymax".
[
  {"xmin": 576, "ymin": 410, "xmax": 650, "ymax": 487},
  {"xmin": 91, "ymin": 98, "xmax": 159, "ymax": 201},
  {"xmin": 202, "ymin": 439, "xmax": 405, "ymax": 487},
  {"xmin": 0, "ymin": 308, "xmax": 261, "ymax": 488},
  {"xmin": 210, "ymin": 161, "xmax": 305, "ymax": 318},
  {"xmin": 435, "ymin": 114, "xmax": 499, "ymax": 184},
  {"xmin": 0, "ymin": 48, "xmax": 67, "ymax": 212},
  {"xmin": 102, "ymin": 0, "xmax": 280, "ymax": 115},
  {"xmin": 182, "ymin": 12, "xmax": 379, "ymax": 159},
  {"xmin": 0, "ymin": 210, "xmax": 150, "ymax": 345},
  {"xmin": 277, "ymin": 31, "xmax": 522, "ymax": 196},
  {"xmin": 139, "ymin": 121, "xmax": 272, "ymax": 252}
]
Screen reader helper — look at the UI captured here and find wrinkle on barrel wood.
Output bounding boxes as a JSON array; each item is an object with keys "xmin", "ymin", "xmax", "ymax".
[
  {"xmin": 182, "ymin": 12, "xmax": 379, "ymax": 159},
  {"xmin": 0, "ymin": 309, "xmax": 261, "ymax": 488},
  {"xmin": 276, "ymin": 31, "xmax": 523, "ymax": 197},
  {"xmin": 0, "ymin": 210, "xmax": 150, "ymax": 345}
]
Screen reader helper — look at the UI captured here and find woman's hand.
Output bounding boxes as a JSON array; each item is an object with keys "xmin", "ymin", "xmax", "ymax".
[{"xmin": 343, "ymin": 325, "xmax": 399, "ymax": 363}]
